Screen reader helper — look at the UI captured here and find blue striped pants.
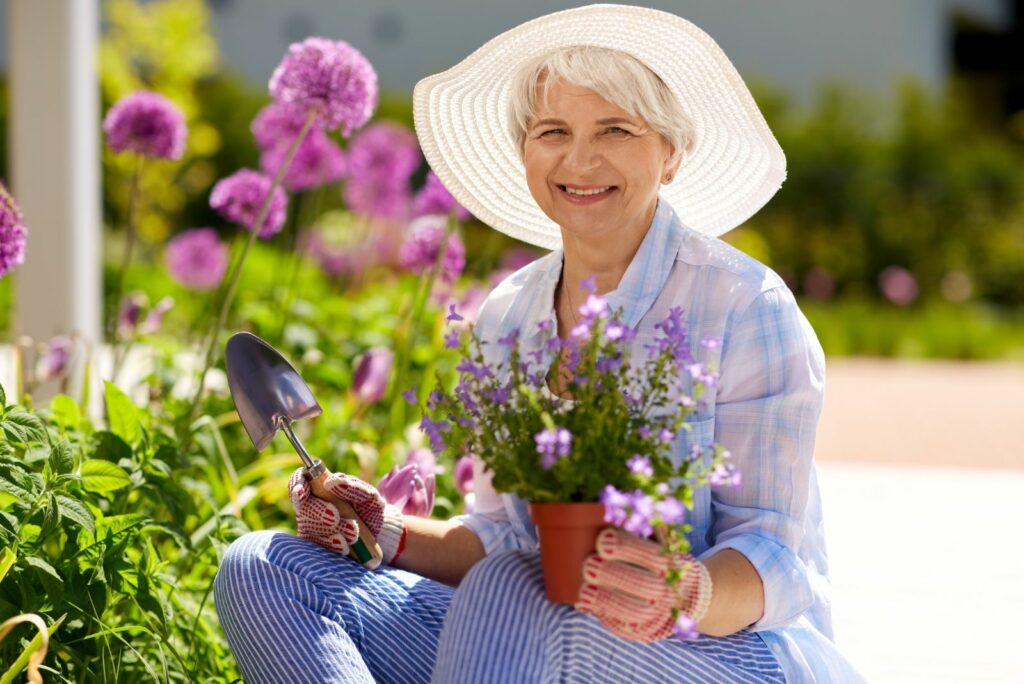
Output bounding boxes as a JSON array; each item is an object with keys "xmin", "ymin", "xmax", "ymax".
[{"xmin": 215, "ymin": 530, "xmax": 786, "ymax": 683}]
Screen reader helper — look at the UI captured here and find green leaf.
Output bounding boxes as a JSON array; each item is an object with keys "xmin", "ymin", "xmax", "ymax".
[
  {"xmin": 0, "ymin": 382, "xmax": 5, "ymax": 408},
  {"xmin": 1, "ymin": 408, "xmax": 48, "ymax": 446},
  {"xmin": 0, "ymin": 546, "xmax": 15, "ymax": 584},
  {"xmin": 104, "ymin": 381, "xmax": 142, "ymax": 445},
  {"xmin": 80, "ymin": 459, "xmax": 132, "ymax": 494},
  {"xmin": 143, "ymin": 521, "xmax": 191, "ymax": 551},
  {"xmin": 48, "ymin": 440, "xmax": 74, "ymax": 477},
  {"xmin": 40, "ymin": 492, "xmax": 61, "ymax": 536},
  {"xmin": 91, "ymin": 430, "xmax": 133, "ymax": 464},
  {"xmin": 22, "ymin": 554, "xmax": 63, "ymax": 585},
  {"xmin": 50, "ymin": 393, "xmax": 81, "ymax": 430},
  {"xmin": 55, "ymin": 494, "xmax": 95, "ymax": 535}
]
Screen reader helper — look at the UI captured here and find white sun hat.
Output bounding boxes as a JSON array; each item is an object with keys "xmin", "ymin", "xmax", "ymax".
[{"xmin": 412, "ymin": 3, "xmax": 785, "ymax": 250}]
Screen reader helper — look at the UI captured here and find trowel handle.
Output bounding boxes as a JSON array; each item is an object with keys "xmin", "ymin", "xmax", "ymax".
[{"xmin": 309, "ymin": 471, "xmax": 384, "ymax": 570}]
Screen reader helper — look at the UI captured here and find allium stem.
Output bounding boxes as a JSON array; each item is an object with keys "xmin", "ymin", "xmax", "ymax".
[
  {"xmin": 389, "ymin": 207, "xmax": 458, "ymax": 411},
  {"xmin": 186, "ymin": 108, "xmax": 317, "ymax": 424},
  {"xmin": 108, "ymin": 156, "xmax": 143, "ymax": 379}
]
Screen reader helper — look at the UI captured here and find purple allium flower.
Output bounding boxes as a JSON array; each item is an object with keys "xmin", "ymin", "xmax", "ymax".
[
  {"xmin": 405, "ymin": 447, "xmax": 443, "ymax": 476},
  {"xmin": 344, "ymin": 122, "xmax": 420, "ymax": 218},
  {"xmin": 655, "ymin": 497, "xmax": 686, "ymax": 525},
  {"xmin": 165, "ymin": 228, "xmax": 228, "ymax": 291},
  {"xmin": 402, "ymin": 387, "xmax": 418, "ymax": 404},
  {"xmin": 260, "ymin": 133, "xmax": 346, "ymax": 192},
  {"xmin": 268, "ymin": 37, "xmax": 378, "ymax": 136},
  {"xmin": 680, "ymin": 395, "xmax": 697, "ymax": 409},
  {"xmin": 0, "ymin": 182, "xmax": 27, "ymax": 278},
  {"xmin": 454, "ymin": 455, "xmax": 475, "ymax": 495},
  {"xmin": 118, "ymin": 292, "xmax": 146, "ymax": 336},
  {"xmin": 210, "ymin": 169, "xmax": 289, "ymax": 238},
  {"xmin": 140, "ymin": 296, "xmax": 174, "ymax": 335},
  {"xmin": 627, "ymin": 454, "xmax": 653, "ymax": 477},
  {"xmin": 446, "ymin": 303, "xmax": 463, "ymax": 324},
  {"xmin": 658, "ymin": 428, "xmax": 675, "ymax": 444},
  {"xmin": 535, "ymin": 427, "xmax": 572, "ymax": 470},
  {"xmin": 802, "ymin": 267, "xmax": 835, "ymax": 301},
  {"xmin": 103, "ymin": 90, "xmax": 187, "ymax": 160},
  {"xmin": 413, "ymin": 171, "xmax": 469, "ymax": 220},
  {"xmin": 377, "ymin": 463, "xmax": 435, "ymax": 517},
  {"xmin": 444, "ymin": 329, "xmax": 461, "ymax": 350},
  {"xmin": 581, "ymin": 275, "xmax": 597, "ymax": 293},
  {"xmin": 673, "ymin": 614, "xmax": 699, "ymax": 641},
  {"xmin": 879, "ymin": 266, "xmax": 919, "ymax": 306},
  {"xmin": 500, "ymin": 247, "xmax": 540, "ymax": 272},
  {"xmin": 251, "ymin": 101, "xmax": 320, "ymax": 150},
  {"xmin": 352, "ymin": 347, "xmax": 393, "ymax": 404},
  {"xmin": 36, "ymin": 335, "xmax": 73, "ymax": 382},
  {"xmin": 399, "ymin": 216, "xmax": 465, "ymax": 283},
  {"xmin": 601, "ymin": 485, "xmax": 631, "ymax": 527}
]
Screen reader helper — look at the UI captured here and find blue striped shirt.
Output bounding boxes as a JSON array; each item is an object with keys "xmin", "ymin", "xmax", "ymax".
[{"xmin": 454, "ymin": 198, "xmax": 865, "ymax": 682}]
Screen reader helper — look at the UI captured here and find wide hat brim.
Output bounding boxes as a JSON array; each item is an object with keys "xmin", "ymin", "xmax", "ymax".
[{"xmin": 413, "ymin": 3, "xmax": 785, "ymax": 250}]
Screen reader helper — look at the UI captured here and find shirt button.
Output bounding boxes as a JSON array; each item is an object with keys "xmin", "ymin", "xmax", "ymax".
[{"xmin": 771, "ymin": 644, "xmax": 782, "ymax": 654}]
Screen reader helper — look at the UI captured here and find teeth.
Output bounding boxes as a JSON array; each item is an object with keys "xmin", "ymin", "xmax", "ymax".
[{"xmin": 563, "ymin": 186, "xmax": 610, "ymax": 196}]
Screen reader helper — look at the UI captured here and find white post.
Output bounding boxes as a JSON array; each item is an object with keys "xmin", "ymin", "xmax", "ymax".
[{"xmin": 9, "ymin": 0, "xmax": 101, "ymax": 346}]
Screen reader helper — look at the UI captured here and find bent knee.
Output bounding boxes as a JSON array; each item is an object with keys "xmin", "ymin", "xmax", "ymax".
[{"xmin": 460, "ymin": 550, "xmax": 542, "ymax": 597}]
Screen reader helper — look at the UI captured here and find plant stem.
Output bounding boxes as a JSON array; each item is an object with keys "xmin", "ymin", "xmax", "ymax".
[
  {"xmin": 109, "ymin": 156, "xmax": 144, "ymax": 378},
  {"xmin": 389, "ymin": 207, "xmax": 458, "ymax": 411},
  {"xmin": 185, "ymin": 109, "xmax": 317, "ymax": 425}
]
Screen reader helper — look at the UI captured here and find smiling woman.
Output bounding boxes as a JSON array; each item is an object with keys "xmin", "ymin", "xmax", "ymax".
[{"xmin": 215, "ymin": 5, "xmax": 865, "ymax": 684}]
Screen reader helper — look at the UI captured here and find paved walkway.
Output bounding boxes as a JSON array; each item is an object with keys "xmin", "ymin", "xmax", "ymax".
[{"xmin": 815, "ymin": 358, "xmax": 1024, "ymax": 683}]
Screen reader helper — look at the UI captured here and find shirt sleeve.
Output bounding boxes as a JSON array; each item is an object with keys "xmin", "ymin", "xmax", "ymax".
[
  {"xmin": 696, "ymin": 285, "xmax": 825, "ymax": 631},
  {"xmin": 448, "ymin": 280, "xmax": 538, "ymax": 556},
  {"xmin": 450, "ymin": 455, "xmax": 537, "ymax": 555}
]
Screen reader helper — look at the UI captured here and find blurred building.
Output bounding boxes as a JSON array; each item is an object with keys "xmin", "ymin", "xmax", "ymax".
[{"xmin": 198, "ymin": 0, "xmax": 1014, "ymax": 110}]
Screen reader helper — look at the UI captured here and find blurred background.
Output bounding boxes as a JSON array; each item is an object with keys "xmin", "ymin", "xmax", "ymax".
[{"xmin": 0, "ymin": 1, "xmax": 1021, "ymax": 682}]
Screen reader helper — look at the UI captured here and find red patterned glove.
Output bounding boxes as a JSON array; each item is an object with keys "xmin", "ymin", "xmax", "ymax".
[
  {"xmin": 288, "ymin": 468, "xmax": 406, "ymax": 564},
  {"xmin": 576, "ymin": 527, "xmax": 712, "ymax": 642}
]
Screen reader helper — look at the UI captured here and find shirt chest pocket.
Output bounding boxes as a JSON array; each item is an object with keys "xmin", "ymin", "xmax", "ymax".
[{"xmin": 671, "ymin": 416, "xmax": 716, "ymax": 470}]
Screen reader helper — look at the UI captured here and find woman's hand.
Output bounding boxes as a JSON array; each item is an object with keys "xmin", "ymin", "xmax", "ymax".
[
  {"xmin": 288, "ymin": 468, "xmax": 407, "ymax": 564},
  {"xmin": 575, "ymin": 528, "xmax": 712, "ymax": 642}
]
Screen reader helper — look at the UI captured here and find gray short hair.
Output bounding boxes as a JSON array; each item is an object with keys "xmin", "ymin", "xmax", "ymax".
[{"xmin": 507, "ymin": 46, "xmax": 697, "ymax": 166}]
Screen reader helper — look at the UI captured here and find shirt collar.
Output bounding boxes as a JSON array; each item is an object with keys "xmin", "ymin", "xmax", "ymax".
[{"xmin": 509, "ymin": 197, "xmax": 686, "ymax": 341}]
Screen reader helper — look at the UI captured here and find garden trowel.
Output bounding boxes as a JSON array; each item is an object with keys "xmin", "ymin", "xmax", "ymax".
[{"xmin": 224, "ymin": 331, "xmax": 383, "ymax": 569}]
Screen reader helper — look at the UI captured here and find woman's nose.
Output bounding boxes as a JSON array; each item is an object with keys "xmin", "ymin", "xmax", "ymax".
[{"xmin": 562, "ymin": 138, "xmax": 601, "ymax": 175}]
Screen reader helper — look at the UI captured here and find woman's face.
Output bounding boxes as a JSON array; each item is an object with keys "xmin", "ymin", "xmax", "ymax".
[{"xmin": 522, "ymin": 80, "xmax": 677, "ymax": 245}]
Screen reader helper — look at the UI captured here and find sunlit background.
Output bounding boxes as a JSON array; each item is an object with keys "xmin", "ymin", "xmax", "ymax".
[{"xmin": 0, "ymin": 1, "xmax": 1021, "ymax": 682}]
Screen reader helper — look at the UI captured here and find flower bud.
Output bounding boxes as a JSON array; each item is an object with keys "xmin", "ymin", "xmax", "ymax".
[
  {"xmin": 352, "ymin": 347, "xmax": 393, "ymax": 404},
  {"xmin": 454, "ymin": 455, "xmax": 474, "ymax": 495}
]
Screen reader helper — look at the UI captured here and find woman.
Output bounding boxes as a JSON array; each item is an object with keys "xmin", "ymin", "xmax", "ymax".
[{"xmin": 215, "ymin": 5, "xmax": 865, "ymax": 682}]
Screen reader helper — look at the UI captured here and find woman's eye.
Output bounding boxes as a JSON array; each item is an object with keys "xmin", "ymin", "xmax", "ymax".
[
  {"xmin": 606, "ymin": 126, "xmax": 631, "ymax": 135},
  {"xmin": 539, "ymin": 129, "xmax": 565, "ymax": 137}
]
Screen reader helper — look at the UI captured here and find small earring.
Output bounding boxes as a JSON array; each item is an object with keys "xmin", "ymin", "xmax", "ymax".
[{"xmin": 663, "ymin": 174, "xmax": 673, "ymax": 183}]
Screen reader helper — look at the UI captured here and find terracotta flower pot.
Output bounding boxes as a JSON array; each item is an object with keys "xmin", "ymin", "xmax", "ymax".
[{"xmin": 528, "ymin": 501, "xmax": 607, "ymax": 604}]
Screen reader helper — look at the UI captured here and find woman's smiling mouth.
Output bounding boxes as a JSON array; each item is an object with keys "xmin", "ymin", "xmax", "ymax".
[{"xmin": 557, "ymin": 184, "xmax": 616, "ymax": 204}]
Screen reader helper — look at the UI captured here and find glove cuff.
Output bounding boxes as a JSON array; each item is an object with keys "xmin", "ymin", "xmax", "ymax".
[{"xmin": 376, "ymin": 503, "xmax": 406, "ymax": 566}]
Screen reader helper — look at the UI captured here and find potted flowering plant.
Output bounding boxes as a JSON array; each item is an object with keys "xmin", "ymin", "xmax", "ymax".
[{"xmin": 419, "ymin": 281, "xmax": 737, "ymax": 608}]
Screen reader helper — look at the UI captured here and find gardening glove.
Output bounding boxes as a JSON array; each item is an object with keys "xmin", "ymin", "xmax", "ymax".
[
  {"xmin": 288, "ymin": 468, "xmax": 407, "ymax": 565},
  {"xmin": 575, "ymin": 527, "xmax": 712, "ymax": 643}
]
